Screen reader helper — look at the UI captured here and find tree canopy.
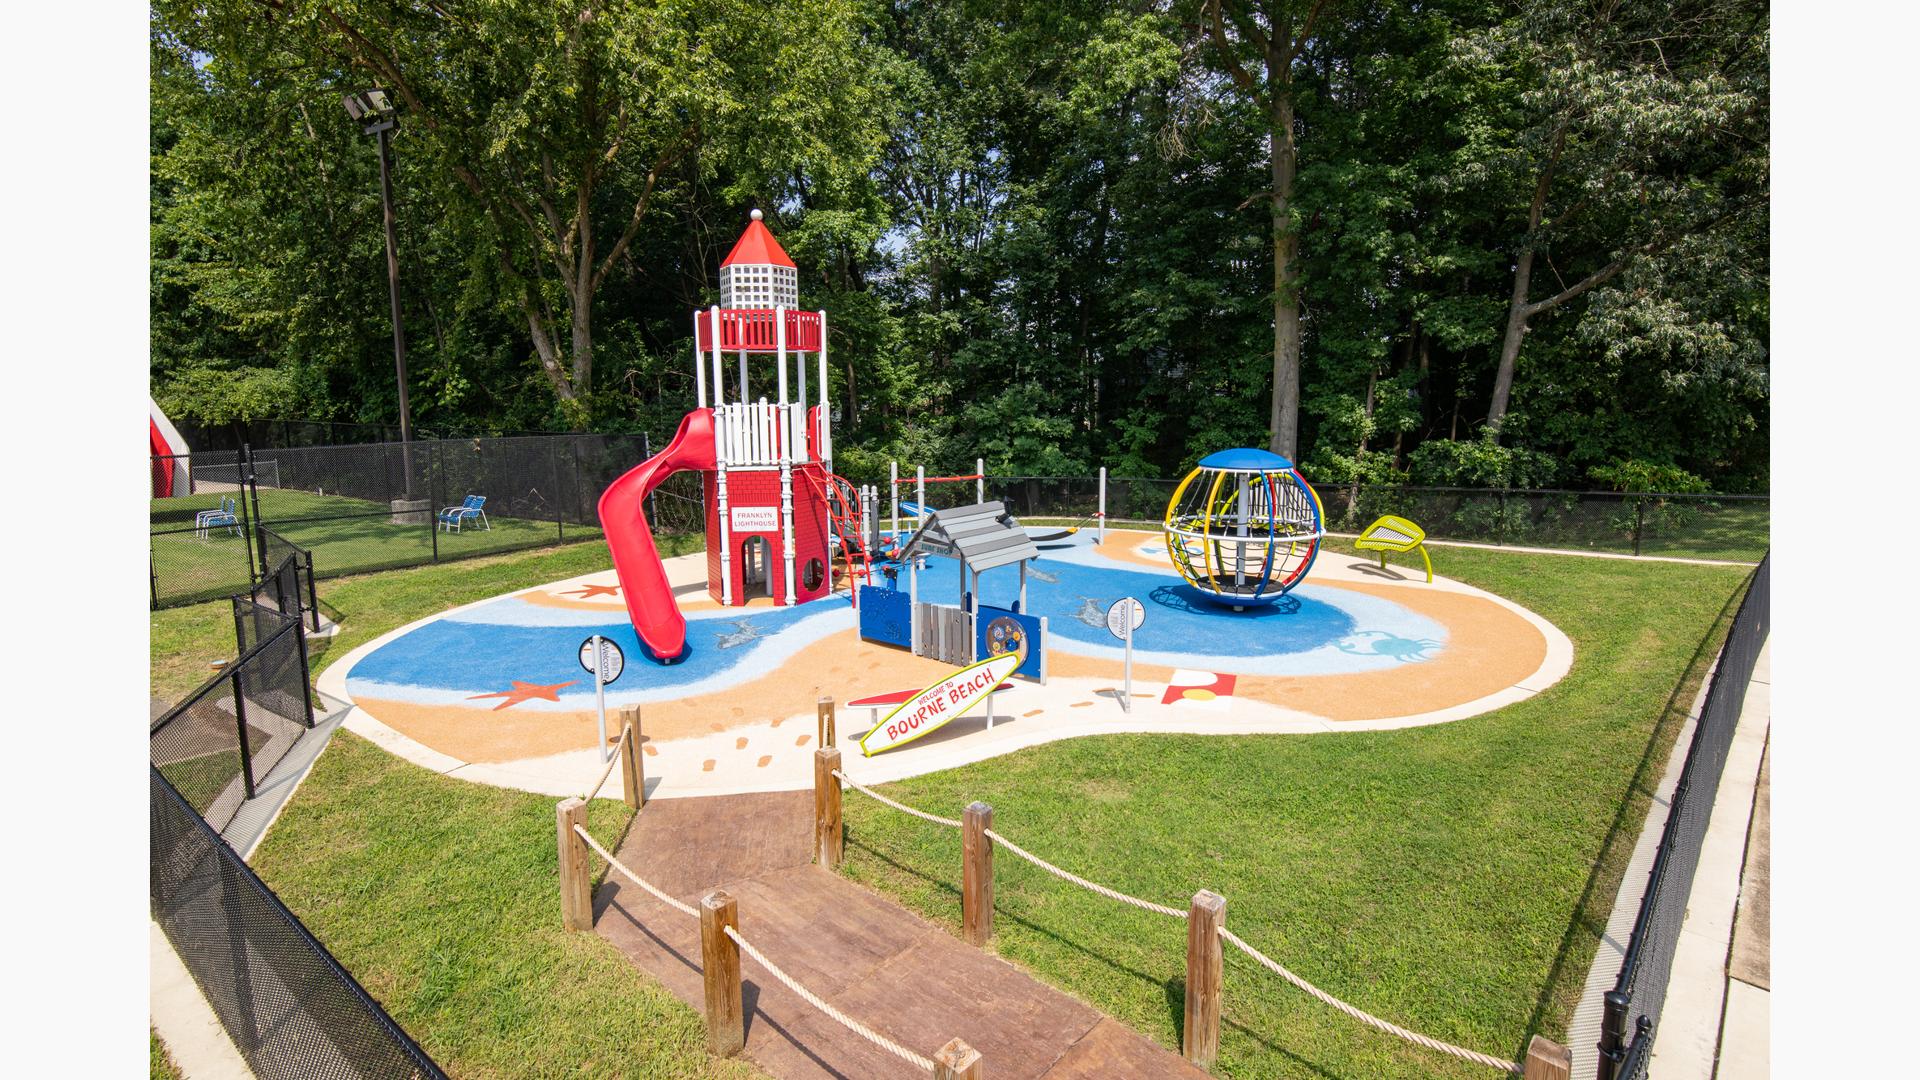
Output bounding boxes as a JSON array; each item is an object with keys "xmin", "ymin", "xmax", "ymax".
[{"xmin": 152, "ymin": 0, "xmax": 1769, "ymax": 491}]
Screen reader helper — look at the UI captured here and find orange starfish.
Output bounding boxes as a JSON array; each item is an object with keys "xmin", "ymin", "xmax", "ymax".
[
  {"xmin": 466, "ymin": 679, "xmax": 578, "ymax": 711},
  {"xmin": 562, "ymin": 583, "xmax": 621, "ymax": 599}
]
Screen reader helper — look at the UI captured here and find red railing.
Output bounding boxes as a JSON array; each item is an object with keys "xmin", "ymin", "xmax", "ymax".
[{"xmin": 696, "ymin": 309, "xmax": 824, "ymax": 353}]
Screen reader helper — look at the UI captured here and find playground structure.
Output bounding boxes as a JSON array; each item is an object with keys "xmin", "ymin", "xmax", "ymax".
[
  {"xmin": 858, "ymin": 501, "xmax": 1049, "ymax": 681},
  {"xmin": 598, "ymin": 211, "xmax": 862, "ymax": 661},
  {"xmin": 887, "ymin": 460, "xmax": 1108, "ymax": 545},
  {"xmin": 1163, "ymin": 448, "xmax": 1324, "ymax": 610}
]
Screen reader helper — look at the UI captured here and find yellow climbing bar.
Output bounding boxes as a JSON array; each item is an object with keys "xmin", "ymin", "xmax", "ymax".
[{"xmin": 1354, "ymin": 514, "xmax": 1433, "ymax": 583}]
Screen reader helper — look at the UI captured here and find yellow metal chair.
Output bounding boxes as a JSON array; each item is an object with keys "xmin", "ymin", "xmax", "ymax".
[{"xmin": 1354, "ymin": 514, "xmax": 1432, "ymax": 583}]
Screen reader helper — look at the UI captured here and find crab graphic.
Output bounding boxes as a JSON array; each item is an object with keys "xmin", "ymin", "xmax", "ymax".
[{"xmin": 1335, "ymin": 630, "xmax": 1443, "ymax": 663}]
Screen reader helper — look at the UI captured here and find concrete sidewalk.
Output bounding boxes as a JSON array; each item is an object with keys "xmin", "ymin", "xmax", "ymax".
[{"xmin": 1649, "ymin": 639, "xmax": 1768, "ymax": 1080}]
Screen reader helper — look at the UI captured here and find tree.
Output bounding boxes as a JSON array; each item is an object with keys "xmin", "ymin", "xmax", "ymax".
[
  {"xmin": 1190, "ymin": 0, "xmax": 1336, "ymax": 460},
  {"xmin": 1461, "ymin": 0, "xmax": 1767, "ymax": 438},
  {"xmin": 158, "ymin": 0, "xmax": 883, "ymax": 427}
]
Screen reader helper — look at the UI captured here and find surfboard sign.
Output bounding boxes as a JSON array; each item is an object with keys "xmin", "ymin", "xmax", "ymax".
[{"xmin": 859, "ymin": 652, "xmax": 1023, "ymax": 758}]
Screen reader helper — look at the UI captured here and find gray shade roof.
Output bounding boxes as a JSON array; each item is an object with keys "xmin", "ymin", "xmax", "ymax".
[{"xmin": 895, "ymin": 501, "xmax": 1041, "ymax": 573}]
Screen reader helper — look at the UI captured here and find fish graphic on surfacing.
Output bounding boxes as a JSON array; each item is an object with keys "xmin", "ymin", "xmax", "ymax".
[
  {"xmin": 1028, "ymin": 566, "xmax": 1059, "ymax": 584},
  {"xmin": 1072, "ymin": 597, "xmax": 1107, "ymax": 629},
  {"xmin": 714, "ymin": 619, "xmax": 766, "ymax": 650}
]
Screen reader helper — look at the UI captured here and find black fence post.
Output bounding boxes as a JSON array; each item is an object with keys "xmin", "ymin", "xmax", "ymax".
[
  {"xmin": 305, "ymin": 551, "xmax": 320, "ymax": 633},
  {"xmin": 552, "ymin": 437, "xmax": 565, "ymax": 543},
  {"xmin": 1632, "ymin": 498, "xmax": 1645, "ymax": 557},
  {"xmin": 232, "ymin": 665, "xmax": 257, "ymax": 801},
  {"xmin": 150, "ymin": 557, "xmax": 160, "ymax": 611},
  {"xmin": 571, "ymin": 436, "xmax": 586, "ymax": 534},
  {"xmin": 237, "ymin": 446, "xmax": 258, "ymax": 586},
  {"xmin": 429, "ymin": 440, "xmax": 440, "ymax": 563},
  {"xmin": 247, "ymin": 446, "xmax": 269, "ymax": 581},
  {"xmin": 1597, "ymin": 988, "xmax": 1629, "ymax": 1080},
  {"xmin": 293, "ymin": 613, "xmax": 316, "ymax": 728}
]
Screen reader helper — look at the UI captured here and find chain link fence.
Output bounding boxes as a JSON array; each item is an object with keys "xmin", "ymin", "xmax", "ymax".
[
  {"xmin": 151, "ymin": 594, "xmax": 314, "ymax": 832},
  {"xmin": 1599, "ymin": 554, "xmax": 1770, "ymax": 1079},
  {"xmin": 152, "ymin": 767, "xmax": 447, "ymax": 1079},
  {"xmin": 904, "ymin": 474, "xmax": 1768, "ymax": 563},
  {"xmin": 151, "ymin": 433, "xmax": 700, "ymax": 609}
]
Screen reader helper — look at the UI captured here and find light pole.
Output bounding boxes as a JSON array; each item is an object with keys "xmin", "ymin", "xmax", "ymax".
[{"xmin": 343, "ymin": 88, "xmax": 415, "ymax": 498}]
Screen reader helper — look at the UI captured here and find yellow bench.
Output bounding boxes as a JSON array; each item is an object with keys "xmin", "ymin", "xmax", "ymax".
[{"xmin": 1354, "ymin": 514, "xmax": 1432, "ymax": 583}]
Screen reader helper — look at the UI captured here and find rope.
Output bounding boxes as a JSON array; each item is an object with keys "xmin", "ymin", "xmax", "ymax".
[
  {"xmin": 572, "ymin": 824, "xmax": 698, "ymax": 919},
  {"xmin": 833, "ymin": 770, "xmax": 964, "ymax": 829},
  {"xmin": 724, "ymin": 925, "xmax": 935, "ymax": 1074},
  {"xmin": 1217, "ymin": 927, "xmax": 1521, "ymax": 1074},
  {"xmin": 582, "ymin": 723, "xmax": 631, "ymax": 803},
  {"xmin": 981, "ymin": 829, "xmax": 1189, "ymax": 920},
  {"xmin": 828, "ymin": 772, "xmax": 1513, "ymax": 1071}
]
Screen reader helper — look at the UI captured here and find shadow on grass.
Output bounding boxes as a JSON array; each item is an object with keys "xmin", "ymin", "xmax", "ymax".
[
  {"xmin": 1517, "ymin": 568, "xmax": 1754, "ymax": 1051},
  {"xmin": 845, "ymin": 832, "xmax": 1355, "ymax": 1079}
]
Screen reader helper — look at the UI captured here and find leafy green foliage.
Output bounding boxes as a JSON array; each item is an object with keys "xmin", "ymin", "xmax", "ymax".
[
  {"xmin": 151, "ymin": 0, "xmax": 1767, "ymax": 489},
  {"xmin": 1407, "ymin": 437, "xmax": 1561, "ymax": 488}
]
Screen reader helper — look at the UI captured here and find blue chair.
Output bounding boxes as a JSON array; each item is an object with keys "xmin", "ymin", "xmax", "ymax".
[
  {"xmin": 438, "ymin": 495, "xmax": 490, "ymax": 533},
  {"xmin": 195, "ymin": 496, "xmax": 239, "ymax": 538}
]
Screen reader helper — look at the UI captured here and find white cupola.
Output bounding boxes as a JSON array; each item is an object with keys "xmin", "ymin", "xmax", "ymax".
[{"xmin": 718, "ymin": 209, "xmax": 798, "ymax": 309}]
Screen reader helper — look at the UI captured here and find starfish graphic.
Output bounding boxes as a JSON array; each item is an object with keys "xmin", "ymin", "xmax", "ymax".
[
  {"xmin": 466, "ymin": 679, "xmax": 578, "ymax": 711},
  {"xmin": 562, "ymin": 583, "xmax": 621, "ymax": 599}
]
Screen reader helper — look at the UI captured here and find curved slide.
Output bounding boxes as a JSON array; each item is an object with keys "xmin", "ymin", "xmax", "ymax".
[{"xmin": 597, "ymin": 410, "xmax": 716, "ymax": 662}]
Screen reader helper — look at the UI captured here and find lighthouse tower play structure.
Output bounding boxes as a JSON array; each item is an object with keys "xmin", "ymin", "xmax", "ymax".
[{"xmin": 598, "ymin": 210, "xmax": 859, "ymax": 662}]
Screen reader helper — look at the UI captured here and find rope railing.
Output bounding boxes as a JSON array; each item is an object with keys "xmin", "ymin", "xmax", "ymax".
[
  {"xmin": 981, "ymin": 828, "xmax": 1189, "ymax": 920},
  {"xmin": 834, "ymin": 769, "xmax": 964, "ymax": 828},
  {"xmin": 572, "ymin": 824, "xmax": 698, "ymax": 919},
  {"xmin": 1218, "ymin": 927, "xmax": 1521, "ymax": 1073},
  {"xmin": 829, "ymin": 764, "xmax": 1528, "ymax": 1074},
  {"xmin": 723, "ymin": 925, "xmax": 936, "ymax": 1074},
  {"xmin": 581, "ymin": 722, "xmax": 632, "ymax": 803}
]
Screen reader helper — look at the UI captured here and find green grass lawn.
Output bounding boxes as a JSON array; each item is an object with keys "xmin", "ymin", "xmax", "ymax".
[
  {"xmin": 249, "ymin": 731, "xmax": 762, "ymax": 1079},
  {"xmin": 150, "ymin": 1029, "xmax": 182, "ymax": 1080},
  {"xmin": 835, "ymin": 542, "xmax": 1753, "ymax": 1078},
  {"xmin": 151, "ymin": 535, "xmax": 701, "ymax": 707},
  {"xmin": 151, "ymin": 488, "xmax": 606, "ymax": 608},
  {"xmin": 155, "ymin": 747, "xmax": 243, "ymax": 815}
]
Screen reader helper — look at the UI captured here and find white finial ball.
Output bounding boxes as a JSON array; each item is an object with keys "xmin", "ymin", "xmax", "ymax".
[{"xmin": 750, "ymin": 208, "xmax": 763, "ymax": 222}]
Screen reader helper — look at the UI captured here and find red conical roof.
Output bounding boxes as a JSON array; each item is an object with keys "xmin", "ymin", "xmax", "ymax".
[{"xmin": 720, "ymin": 209, "xmax": 795, "ymax": 269}]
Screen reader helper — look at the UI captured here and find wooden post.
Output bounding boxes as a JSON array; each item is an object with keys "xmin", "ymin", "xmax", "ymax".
[
  {"xmin": 962, "ymin": 802, "xmax": 994, "ymax": 947},
  {"xmin": 933, "ymin": 1037, "xmax": 984, "ymax": 1079},
  {"xmin": 1523, "ymin": 1035, "xmax": 1572, "ymax": 1080},
  {"xmin": 817, "ymin": 696, "xmax": 836, "ymax": 747},
  {"xmin": 815, "ymin": 748, "xmax": 843, "ymax": 869},
  {"xmin": 700, "ymin": 890, "xmax": 745, "ymax": 1056},
  {"xmin": 619, "ymin": 707, "xmax": 645, "ymax": 809},
  {"xmin": 1183, "ymin": 890, "xmax": 1225, "ymax": 1067},
  {"xmin": 556, "ymin": 797, "xmax": 593, "ymax": 931}
]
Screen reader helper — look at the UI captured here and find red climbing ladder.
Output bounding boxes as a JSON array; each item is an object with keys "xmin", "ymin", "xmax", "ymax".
[{"xmin": 803, "ymin": 466, "xmax": 873, "ymax": 600}]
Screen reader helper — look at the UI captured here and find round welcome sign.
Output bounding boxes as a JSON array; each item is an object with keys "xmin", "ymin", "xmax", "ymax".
[{"xmin": 578, "ymin": 636, "xmax": 626, "ymax": 684}]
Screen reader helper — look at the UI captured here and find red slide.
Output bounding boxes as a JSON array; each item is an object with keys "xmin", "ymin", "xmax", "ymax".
[{"xmin": 597, "ymin": 410, "xmax": 717, "ymax": 662}]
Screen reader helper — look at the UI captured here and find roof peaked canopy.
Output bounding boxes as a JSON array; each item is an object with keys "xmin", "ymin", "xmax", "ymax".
[
  {"xmin": 896, "ymin": 502, "xmax": 1040, "ymax": 573},
  {"xmin": 721, "ymin": 213, "xmax": 796, "ymax": 269}
]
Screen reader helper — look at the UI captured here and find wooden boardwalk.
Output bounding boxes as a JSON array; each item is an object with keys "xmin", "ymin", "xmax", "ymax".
[{"xmin": 591, "ymin": 790, "xmax": 1211, "ymax": 1079}]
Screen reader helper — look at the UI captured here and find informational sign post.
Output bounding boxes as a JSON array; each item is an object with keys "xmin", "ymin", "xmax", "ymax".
[
  {"xmin": 579, "ymin": 635, "xmax": 626, "ymax": 761},
  {"xmin": 1106, "ymin": 597, "xmax": 1145, "ymax": 713}
]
